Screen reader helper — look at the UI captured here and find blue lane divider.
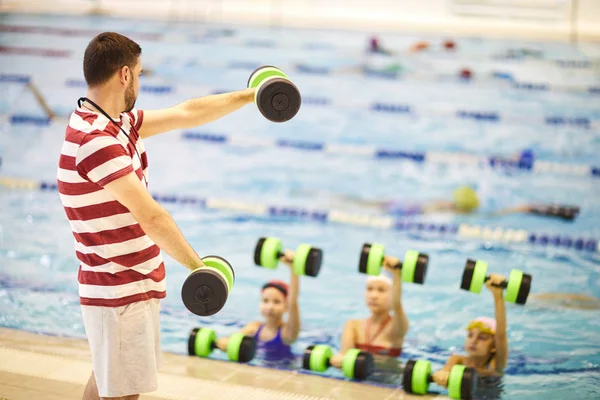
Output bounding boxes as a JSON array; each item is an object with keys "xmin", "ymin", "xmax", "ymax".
[
  {"xmin": 512, "ymin": 82, "xmax": 549, "ymax": 91},
  {"xmin": 140, "ymin": 85, "xmax": 172, "ymax": 94},
  {"xmin": 0, "ymin": 74, "xmax": 30, "ymax": 84},
  {"xmin": 1, "ymin": 177, "xmax": 594, "ymax": 253},
  {"xmin": 10, "ymin": 115, "xmax": 51, "ymax": 126},
  {"xmin": 277, "ymin": 139, "xmax": 324, "ymax": 151},
  {"xmin": 181, "ymin": 131, "xmax": 599, "ymax": 179},
  {"xmin": 555, "ymin": 60, "xmax": 592, "ymax": 69},
  {"xmin": 303, "ymin": 97, "xmax": 331, "ymax": 106},
  {"xmin": 65, "ymin": 79, "xmax": 86, "ymax": 88},
  {"xmin": 544, "ymin": 116, "xmax": 590, "ymax": 128},
  {"xmin": 295, "ymin": 64, "xmax": 332, "ymax": 75},
  {"xmin": 371, "ymin": 103, "xmax": 411, "ymax": 113},
  {"xmin": 375, "ymin": 150, "xmax": 426, "ymax": 162},
  {"xmin": 456, "ymin": 110, "xmax": 501, "ymax": 122}
]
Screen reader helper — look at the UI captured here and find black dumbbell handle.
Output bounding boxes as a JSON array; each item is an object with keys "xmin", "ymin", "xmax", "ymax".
[
  {"xmin": 276, "ymin": 251, "xmax": 285, "ymax": 259},
  {"xmin": 485, "ymin": 276, "xmax": 508, "ymax": 288}
]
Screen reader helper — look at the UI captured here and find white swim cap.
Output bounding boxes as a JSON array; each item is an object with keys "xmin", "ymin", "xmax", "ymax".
[{"xmin": 366, "ymin": 274, "xmax": 392, "ymax": 286}]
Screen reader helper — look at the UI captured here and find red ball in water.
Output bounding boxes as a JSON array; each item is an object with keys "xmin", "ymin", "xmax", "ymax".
[
  {"xmin": 444, "ymin": 40, "xmax": 456, "ymax": 50},
  {"xmin": 460, "ymin": 68, "xmax": 473, "ymax": 80}
]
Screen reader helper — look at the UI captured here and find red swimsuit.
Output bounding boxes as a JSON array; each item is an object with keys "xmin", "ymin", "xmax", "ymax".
[{"xmin": 355, "ymin": 316, "xmax": 402, "ymax": 357}]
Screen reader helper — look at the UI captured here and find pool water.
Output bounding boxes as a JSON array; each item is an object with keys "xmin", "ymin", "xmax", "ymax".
[{"xmin": 1, "ymin": 12, "xmax": 600, "ymax": 400}]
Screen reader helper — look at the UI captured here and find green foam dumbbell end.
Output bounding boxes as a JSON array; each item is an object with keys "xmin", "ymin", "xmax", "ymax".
[
  {"xmin": 401, "ymin": 250, "xmax": 429, "ymax": 284},
  {"xmin": 226, "ymin": 332, "xmax": 257, "ymax": 363},
  {"xmin": 505, "ymin": 269, "xmax": 532, "ymax": 305},
  {"xmin": 254, "ymin": 237, "xmax": 283, "ymax": 269},
  {"xmin": 448, "ymin": 364, "xmax": 478, "ymax": 399},
  {"xmin": 358, "ymin": 243, "xmax": 385, "ymax": 276},
  {"xmin": 189, "ymin": 328, "xmax": 216, "ymax": 358},
  {"xmin": 460, "ymin": 259, "xmax": 487, "ymax": 294},
  {"xmin": 403, "ymin": 359, "xmax": 431, "ymax": 395},
  {"xmin": 341, "ymin": 348, "xmax": 374, "ymax": 381},
  {"xmin": 302, "ymin": 344, "xmax": 333, "ymax": 373},
  {"xmin": 293, "ymin": 243, "xmax": 323, "ymax": 277},
  {"xmin": 247, "ymin": 65, "xmax": 289, "ymax": 89}
]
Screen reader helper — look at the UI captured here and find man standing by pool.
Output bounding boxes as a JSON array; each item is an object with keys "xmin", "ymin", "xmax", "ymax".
[{"xmin": 57, "ymin": 32, "xmax": 255, "ymax": 400}]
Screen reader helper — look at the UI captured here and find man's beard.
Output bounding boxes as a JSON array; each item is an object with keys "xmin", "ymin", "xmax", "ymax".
[{"xmin": 124, "ymin": 79, "xmax": 137, "ymax": 112}]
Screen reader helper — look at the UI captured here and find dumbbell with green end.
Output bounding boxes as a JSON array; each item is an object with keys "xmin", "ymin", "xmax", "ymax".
[
  {"xmin": 247, "ymin": 65, "xmax": 301, "ymax": 122},
  {"xmin": 403, "ymin": 359, "xmax": 478, "ymax": 399},
  {"xmin": 188, "ymin": 327, "xmax": 257, "ymax": 363},
  {"xmin": 181, "ymin": 255, "xmax": 235, "ymax": 316},
  {"xmin": 358, "ymin": 242, "xmax": 429, "ymax": 284},
  {"xmin": 302, "ymin": 344, "xmax": 374, "ymax": 381},
  {"xmin": 460, "ymin": 259, "xmax": 532, "ymax": 305},
  {"xmin": 254, "ymin": 237, "xmax": 323, "ymax": 277}
]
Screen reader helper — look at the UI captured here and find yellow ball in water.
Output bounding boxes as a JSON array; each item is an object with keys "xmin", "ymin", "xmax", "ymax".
[{"xmin": 452, "ymin": 186, "xmax": 480, "ymax": 212}]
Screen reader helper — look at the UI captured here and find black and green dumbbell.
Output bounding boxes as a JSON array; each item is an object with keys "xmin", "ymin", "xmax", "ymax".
[
  {"xmin": 359, "ymin": 242, "xmax": 429, "ymax": 284},
  {"xmin": 403, "ymin": 359, "xmax": 477, "ymax": 400},
  {"xmin": 247, "ymin": 65, "xmax": 301, "ymax": 123},
  {"xmin": 188, "ymin": 328, "xmax": 256, "ymax": 363},
  {"xmin": 181, "ymin": 255, "xmax": 235, "ymax": 316},
  {"xmin": 460, "ymin": 259, "xmax": 532, "ymax": 305},
  {"xmin": 254, "ymin": 237, "xmax": 322, "ymax": 277},
  {"xmin": 302, "ymin": 345, "xmax": 374, "ymax": 381}
]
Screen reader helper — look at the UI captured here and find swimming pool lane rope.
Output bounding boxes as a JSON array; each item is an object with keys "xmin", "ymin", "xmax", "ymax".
[{"xmin": 1, "ymin": 176, "xmax": 597, "ymax": 254}]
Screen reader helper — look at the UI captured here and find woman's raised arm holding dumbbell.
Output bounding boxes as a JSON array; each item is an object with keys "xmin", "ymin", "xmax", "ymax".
[
  {"xmin": 337, "ymin": 243, "xmax": 425, "ymax": 360},
  {"xmin": 403, "ymin": 260, "xmax": 527, "ymax": 398},
  {"xmin": 434, "ymin": 273, "xmax": 508, "ymax": 384},
  {"xmin": 207, "ymin": 237, "xmax": 321, "ymax": 364},
  {"xmin": 301, "ymin": 243, "xmax": 428, "ymax": 382}
]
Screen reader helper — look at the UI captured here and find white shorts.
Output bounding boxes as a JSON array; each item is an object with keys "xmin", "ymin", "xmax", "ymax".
[{"xmin": 81, "ymin": 299, "xmax": 162, "ymax": 398}]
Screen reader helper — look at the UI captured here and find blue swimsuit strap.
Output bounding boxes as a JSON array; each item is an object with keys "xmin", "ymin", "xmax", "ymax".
[
  {"xmin": 255, "ymin": 324, "xmax": 285, "ymax": 343},
  {"xmin": 254, "ymin": 324, "xmax": 264, "ymax": 339}
]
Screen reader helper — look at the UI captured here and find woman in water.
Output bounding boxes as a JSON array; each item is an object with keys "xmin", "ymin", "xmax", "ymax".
[
  {"xmin": 330, "ymin": 254, "xmax": 408, "ymax": 369},
  {"xmin": 299, "ymin": 185, "xmax": 580, "ymax": 221},
  {"xmin": 217, "ymin": 250, "xmax": 300, "ymax": 363},
  {"xmin": 433, "ymin": 273, "xmax": 508, "ymax": 388}
]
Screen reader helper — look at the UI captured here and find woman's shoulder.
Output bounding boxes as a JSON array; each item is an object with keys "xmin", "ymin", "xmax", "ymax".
[
  {"xmin": 345, "ymin": 319, "xmax": 364, "ymax": 328},
  {"xmin": 449, "ymin": 354, "xmax": 466, "ymax": 364},
  {"xmin": 241, "ymin": 321, "xmax": 262, "ymax": 335}
]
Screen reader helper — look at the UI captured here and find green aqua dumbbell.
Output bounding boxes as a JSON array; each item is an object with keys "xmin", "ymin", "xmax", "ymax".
[
  {"xmin": 181, "ymin": 255, "xmax": 235, "ymax": 316},
  {"xmin": 460, "ymin": 259, "xmax": 532, "ymax": 305},
  {"xmin": 188, "ymin": 328, "xmax": 256, "ymax": 363},
  {"xmin": 403, "ymin": 359, "xmax": 477, "ymax": 399},
  {"xmin": 247, "ymin": 65, "xmax": 301, "ymax": 123},
  {"xmin": 358, "ymin": 242, "xmax": 429, "ymax": 284},
  {"xmin": 302, "ymin": 344, "xmax": 374, "ymax": 381},
  {"xmin": 254, "ymin": 237, "xmax": 322, "ymax": 277}
]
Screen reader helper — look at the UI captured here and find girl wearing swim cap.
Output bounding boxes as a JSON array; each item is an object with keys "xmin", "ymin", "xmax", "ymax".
[
  {"xmin": 217, "ymin": 250, "xmax": 299, "ymax": 362},
  {"xmin": 330, "ymin": 254, "xmax": 409, "ymax": 368},
  {"xmin": 432, "ymin": 274, "xmax": 508, "ymax": 387}
]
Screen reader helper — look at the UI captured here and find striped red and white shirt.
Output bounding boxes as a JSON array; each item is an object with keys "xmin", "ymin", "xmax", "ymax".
[{"xmin": 57, "ymin": 107, "xmax": 166, "ymax": 307}]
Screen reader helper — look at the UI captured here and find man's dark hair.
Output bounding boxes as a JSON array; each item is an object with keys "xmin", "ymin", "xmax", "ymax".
[{"xmin": 83, "ymin": 32, "xmax": 141, "ymax": 87}]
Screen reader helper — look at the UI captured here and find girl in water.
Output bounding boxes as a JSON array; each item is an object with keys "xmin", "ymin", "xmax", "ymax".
[
  {"xmin": 331, "ymin": 255, "xmax": 409, "ymax": 369},
  {"xmin": 217, "ymin": 250, "xmax": 300, "ymax": 364},
  {"xmin": 433, "ymin": 274, "xmax": 508, "ymax": 387}
]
